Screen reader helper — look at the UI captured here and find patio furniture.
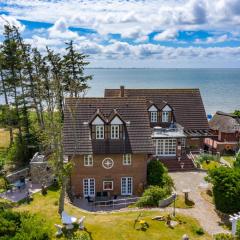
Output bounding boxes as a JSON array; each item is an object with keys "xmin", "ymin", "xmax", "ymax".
[
  {"xmin": 61, "ymin": 211, "xmax": 77, "ymax": 230},
  {"xmin": 78, "ymin": 216, "xmax": 85, "ymax": 230},
  {"xmin": 54, "ymin": 224, "xmax": 63, "ymax": 236}
]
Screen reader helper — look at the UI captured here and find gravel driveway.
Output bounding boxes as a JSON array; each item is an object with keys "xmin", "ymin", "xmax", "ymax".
[{"xmin": 169, "ymin": 171, "xmax": 230, "ymax": 236}]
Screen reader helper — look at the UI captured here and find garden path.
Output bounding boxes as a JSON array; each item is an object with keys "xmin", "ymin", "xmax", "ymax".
[{"xmin": 169, "ymin": 171, "xmax": 230, "ymax": 236}]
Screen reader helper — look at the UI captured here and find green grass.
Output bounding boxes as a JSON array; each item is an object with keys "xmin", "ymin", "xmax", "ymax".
[
  {"xmin": 222, "ymin": 156, "xmax": 235, "ymax": 167},
  {"xmin": 0, "ymin": 128, "xmax": 11, "ymax": 149},
  {"xmin": 170, "ymin": 195, "xmax": 195, "ymax": 209},
  {"xmin": 12, "ymin": 186, "xmax": 211, "ymax": 240},
  {"xmin": 201, "ymin": 161, "xmax": 221, "ymax": 170}
]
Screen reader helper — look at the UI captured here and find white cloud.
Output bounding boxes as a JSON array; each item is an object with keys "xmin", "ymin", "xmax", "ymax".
[
  {"xmin": 195, "ymin": 34, "xmax": 229, "ymax": 44},
  {"xmin": 154, "ymin": 29, "xmax": 179, "ymax": 41},
  {"xmin": 0, "ymin": 14, "xmax": 25, "ymax": 33}
]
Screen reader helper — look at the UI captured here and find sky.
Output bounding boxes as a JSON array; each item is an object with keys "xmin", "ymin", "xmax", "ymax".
[{"xmin": 0, "ymin": 0, "xmax": 240, "ymax": 68}]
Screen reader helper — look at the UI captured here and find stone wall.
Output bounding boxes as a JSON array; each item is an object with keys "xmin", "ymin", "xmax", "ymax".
[{"xmin": 30, "ymin": 162, "xmax": 53, "ymax": 184}]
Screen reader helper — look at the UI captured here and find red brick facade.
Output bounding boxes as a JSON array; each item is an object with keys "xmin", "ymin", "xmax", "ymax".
[{"xmin": 71, "ymin": 153, "xmax": 148, "ymax": 197}]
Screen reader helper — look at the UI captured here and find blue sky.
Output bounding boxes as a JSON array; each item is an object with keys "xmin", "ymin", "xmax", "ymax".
[{"xmin": 0, "ymin": 0, "xmax": 240, "ymax": 68}]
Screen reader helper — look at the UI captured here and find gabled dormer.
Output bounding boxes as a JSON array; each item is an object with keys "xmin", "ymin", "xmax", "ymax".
[
  {"xmin": 148, "ymin": 104, "xmax": 158, "ymax": 123},
  {"xmin": 109, "ymin": 110, "xmax": 125, "ymax": 139},
  {"xmin": 161, "ymin": 104, "xmax": 173, "ymax": 123},
  {"xmin": 90, "ymin": 109, "xmax": 106, "ymax": 140}
]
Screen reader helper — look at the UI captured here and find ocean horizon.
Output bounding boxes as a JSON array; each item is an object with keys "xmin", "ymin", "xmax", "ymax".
[{"xmin": 1, "ymin": 68, "xmax": 239, "ymax": 115}]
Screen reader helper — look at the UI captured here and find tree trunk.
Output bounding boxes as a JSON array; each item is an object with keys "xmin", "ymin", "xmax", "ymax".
[{"xmin": 58, "ymin": 175, "xmax": 67, "ymax": 215}]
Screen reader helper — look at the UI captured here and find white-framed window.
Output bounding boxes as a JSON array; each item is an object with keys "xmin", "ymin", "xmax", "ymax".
[
  {"xmin": 83, "ymin": 178, "xmax": 95, "ymax": 197},
  {"xmin": 96, "ymin": 125, "xmax": 104, "ymax": 139},
  {"xmin": 121, "ymin": 177, "xmax": 133, "ymax": 195},
  {"xmin": 150, "ymin": 111, "xmax": 158, "ymax": 123},
  {"xmin": 162, "ymin": 111, "xmax": 169, "ymax": 122},
  {"xmin": 84, "ymin": 155, "xmax": 93, "ymax": 166},
  {"xmin": 111, "ymin": 125, "xmax": 120, "ymax": 139},
  {"xmin": 123, "ymin": 154, "xmax": 132, "ymax": 165},
  {"xmin": 103, "ymin": 181, "xmax": 113, "ymax": 191},
  {"xmin": 156, "ymin": 138, "xmax": 176, "ymax": 156}
]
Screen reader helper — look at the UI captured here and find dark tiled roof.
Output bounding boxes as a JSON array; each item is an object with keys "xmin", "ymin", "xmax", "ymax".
[
  {"xmin": 63, "ymin": 97, "xmax": 154, "ymax": 155},
  {"xmin": 105, "ymin": 88, "xmax": 209, "ymax": 130},
  {"xmin": 209, "ymin": 111, "xmax": 240, "ymax": 133}
]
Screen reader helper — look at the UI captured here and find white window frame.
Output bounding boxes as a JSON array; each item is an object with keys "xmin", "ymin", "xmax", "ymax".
[
  {"xmin": 156, "ymin": 138, "xmax": 176, "ymax": 156},
  {"xmin": 96, "ymin": 125, "xmax": 104, "ymax": 139},
  {"xmin": 83, "ymin": 178, "xmax": 95, "ymax": 197},
  {"xmin": 84, "ymin": 155, "xmax": 93, "ymax": 166},
  {"xmin": 162, "ymin": 111, "xmax": 169, "ymax": 122},
  {"xmin": 111, "ymin": 125, "xmax": 120, "ymax": 139},
  {"xmin": 102, "ymin": 158, "xmax": 114, "ymax": 169},
  {"xmin": 121, "ymin": 177, "xmax": 133, "ymax": 196},
  {"xmin": 150, "ymin": 111, "xmax": 158, "ymax": 123},
  {"xmin": 103, "ymin": 181, "xmax": 114, "ymax": 191},
  {"xmin": 123, "ymin": 154, "xmax": 132, "ymax": 165}
]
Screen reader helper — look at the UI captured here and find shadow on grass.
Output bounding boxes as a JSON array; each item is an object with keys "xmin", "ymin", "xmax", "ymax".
[
  {"xmin": 57, "ymin": 226, "xmax": 93, "ymax": 240},
  {"xmin": 185, "ymin": 199, "xmax": 195, "ymax": 207}
]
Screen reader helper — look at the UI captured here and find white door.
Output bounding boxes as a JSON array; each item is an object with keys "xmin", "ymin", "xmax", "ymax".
[
  {"xmin": 156, "ymin": 139, "xmax": 176, "ymax": 156},
  {"xmin": 121, "ymin": 177, "xmax": 133, "ymax": 195},
  {"xmin": 83, "ymin": 178, "xmax": 95, "ymax": 197}
]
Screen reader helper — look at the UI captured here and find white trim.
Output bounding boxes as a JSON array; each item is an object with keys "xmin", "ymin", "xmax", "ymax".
[
  {"xmin": 156, "ymin": 138, "xmax": 176, "ymax": 156},
  {"xmin": 150, "ymin": 111, "xmax": 158, "ymax": 123},
  {"xmin": 121, "ymin": 177, "xmax": 133, "ymax": 195},
  {"xmin": 83, "ymin": 178, "xmax": 95, "ymax": 197},
  {"xmin": 92, "ymin": 116, "xmax": 104, "ymax": 125},
  {"xmin": 96, "ymin": 125, "xmax": 104, "ymax": 139},
  {"xmin": 84, "ymin": 155, "xmax": 93, "ymax": 166},
  {"xmin": 148, "ymin": 105, "xmax": 158, "ymax": 112},
  {"xmin": 111, "ymin": 125, "xmax": 120, "ymax": 139},
  {"xmin": 162, "ymin": 111, "xmax": 169, "ymax": 122},
  {"xmin": 162, "ymin": 105, "xmax": 172, "ymax": 111},
  {"xmin": 102, "ymin": 158, "xmax": 114, "ymax": 169},
  {"xmin": 123, "ymin": 154, "xmax": 132, "ymax": 165},
  {"xmin": 103, "ymin": 181, "xmax": 114, "ymax": 191},
  {"xmin": 110, "ymin": 116, "xmax": 123, "ymax": 125}
]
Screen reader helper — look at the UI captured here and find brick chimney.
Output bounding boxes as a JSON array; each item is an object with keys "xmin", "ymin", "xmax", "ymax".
[{"xmin": 120, "ymin": 85, "xmax": 125, "ymax": 97}]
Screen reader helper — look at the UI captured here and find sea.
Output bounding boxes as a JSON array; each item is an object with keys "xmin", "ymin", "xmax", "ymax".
[
  {"xmin": 85, "ymin": 68, "xmax": 240, "ymax": 115},
  {"xmin": 0, "ymin": 68, "xmax": 239, "ymax": 115}
]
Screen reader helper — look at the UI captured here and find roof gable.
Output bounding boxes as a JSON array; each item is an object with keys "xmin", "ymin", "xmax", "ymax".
[
  {"xmin": 148, "ymin": 105, "xmax": 158, "ymax": 112},
  {"xmin": 110, "ymin": 116, "xmax": 123, "ymax": 125},
  {"xmin": 92, "ymin": 116, "xmax": 104, "ymax": 125},
  {"xmin": 162, "ymin": 104, "xmax": 172, "ymax": 112}
]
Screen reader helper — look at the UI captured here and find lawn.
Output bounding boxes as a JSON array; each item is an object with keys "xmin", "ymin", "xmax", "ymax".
[
  {"xmin": 0, "ymin": 128, "xmax": 11, "ymax": 149},
  {"xmin": 222, "ymin": 156, "xmax": 235, "ymax": 167},
  {"xmin": 14, "ymin": 187, "xmax": 211, "ymax": 240},
  {"xmin": 170, "ymin": 195, "xmax": 195, "ymax": 209}
]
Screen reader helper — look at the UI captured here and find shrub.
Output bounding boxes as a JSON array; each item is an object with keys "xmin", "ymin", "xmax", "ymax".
[
  {"xmin": 234, "ymin": 153, "xmax": 240, "ymax": 169},
  {"xmin": 195, "ymin": 227, "xmax": 204, "ymax": 235},
  {"xmin": 0, "ymin": 210, "xmax": 51, "ymax": 239},
  {"xmin": 71, "ymin": 231, "xmax": 91, "ymax": 240},
  {"xmin": 147, "ymin": 160, "xmax": 166, "ymax": 186},
  {"xmin": 197, "ymin": 153, "xmax": 219, "ymax": 164},
  {"xmin": 207, "ymin": 167, "xmax": 240, "ymax": 213},
  {"xmin": 136, "ymin": 185, "xmax": 169, "ymax": 207}
]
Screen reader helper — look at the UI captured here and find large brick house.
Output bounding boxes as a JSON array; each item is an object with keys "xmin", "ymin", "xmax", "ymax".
[
  {"xmin": 204, "ymin": 111, "xmax": 240, "ymax": 154},
  {"xmin": 63, "ymin": 87, "xmax": 212, "ymax": 198}
]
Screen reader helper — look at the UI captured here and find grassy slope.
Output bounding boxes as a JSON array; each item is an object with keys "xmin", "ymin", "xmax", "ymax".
[
  {"xmin": 201, "ymin": 161, "xmax": 221, "ymax": 171},
  {"xmin": 222, "ymin": 156, "xmax": 235, "ymax": 167},
  {"xmin": 14, "ymin": 187, "xmax": 211, "ymax": 240}
]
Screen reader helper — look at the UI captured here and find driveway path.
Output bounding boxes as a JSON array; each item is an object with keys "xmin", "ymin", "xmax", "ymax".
[{"xmin": 169, "ymin": 171, "xmax": 230, "ymax": 236}]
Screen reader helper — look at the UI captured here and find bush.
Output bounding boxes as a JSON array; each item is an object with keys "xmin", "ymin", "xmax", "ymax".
[
  {"xmin": 0, "ymin": 210, "xmax": 51, "ymax": 239},
  {"xmin": 207, "ymin": 167, "xmax": 240, "ymax": 213},
  {"xmin": 197, "ymin": 153, "xmax": 219, "ymax": 164},
  {"xmin": 136, "ymin": 185, "xmax": 170, "ymax": 207},
  {"xmin": 147, "ymin": 160, "xmax": 173, "ymax": 190},
  {"xmin": 195, "ymin": 227, "xmax": 204, "ymax": 235},
  {"xmin": 234, "ymin": 153, "xmax": 240, "ymax": 169}
]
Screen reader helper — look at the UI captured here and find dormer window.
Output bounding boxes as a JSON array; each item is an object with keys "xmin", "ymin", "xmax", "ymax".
[
  {"xmin": 161, "ymin": 105, "xmax": 172, "ymax": 123},
  {"xmin": 111, "ymin": 125, "xmax": 120, "ymax": 139},
  {"xmin": 150, "ymin": 112, "xmax": 158, "ymax": 122},
  {"xmin": 110, "ymin": 115, "xmax": 123, "ymax": 139},
  {"xmin": 162, "ymin": 111, "xmax": 169, "ymax": 122},
  {"xmin": 148, "ymin": 105, "xmax": 158, "ymax": 123},
  {"xmin": 96, "ymin": 125, "xmax": 104, "ymax": 139}
]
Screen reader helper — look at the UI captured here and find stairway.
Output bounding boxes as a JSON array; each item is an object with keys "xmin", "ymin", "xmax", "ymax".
[{"xmin": 159, "ymin": 155, "xmax": 196, "ymax": 172}]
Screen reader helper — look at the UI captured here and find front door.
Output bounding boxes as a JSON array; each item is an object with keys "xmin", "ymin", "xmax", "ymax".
[
  {"xmin": 156, "ymin": 138, "xmax": 176, "ymax": 156},
  {"xmin": 121, "ymin": 177, "xmax": 133, "ymax": 195},
  {"xmin": 83, "ymin": 178, "xmax": 95, "ymax": 197}
]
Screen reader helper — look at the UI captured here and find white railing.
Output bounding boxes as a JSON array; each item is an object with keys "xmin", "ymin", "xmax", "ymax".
[{"xmin": 93, "ymin": 197, "xmax": 139, "ymax": 209}]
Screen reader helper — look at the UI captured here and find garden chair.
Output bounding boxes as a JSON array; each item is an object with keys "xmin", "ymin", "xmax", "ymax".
[
  {"xmin": 78, "ymin": 216, "xmax": 86, "ymax": 230},
  {"xmin": 54, "ymin": 224, "xmax": 63, "ymax": 236}
]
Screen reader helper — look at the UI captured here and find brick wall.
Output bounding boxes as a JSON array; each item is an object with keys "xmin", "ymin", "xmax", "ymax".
[{"xmin": 70, "ymin": 153, "xmax": 148, "ymax": 197}]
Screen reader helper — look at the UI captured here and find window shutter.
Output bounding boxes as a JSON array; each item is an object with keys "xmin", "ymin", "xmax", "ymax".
[{"xmin": 91, "ymin": 126, "xmax": 96, "ymax": 139}]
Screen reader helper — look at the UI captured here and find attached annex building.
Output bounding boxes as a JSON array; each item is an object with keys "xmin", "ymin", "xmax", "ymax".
[{"xmin": 63, "ymin": 86, "xmax": 212, "ymax": 198}]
